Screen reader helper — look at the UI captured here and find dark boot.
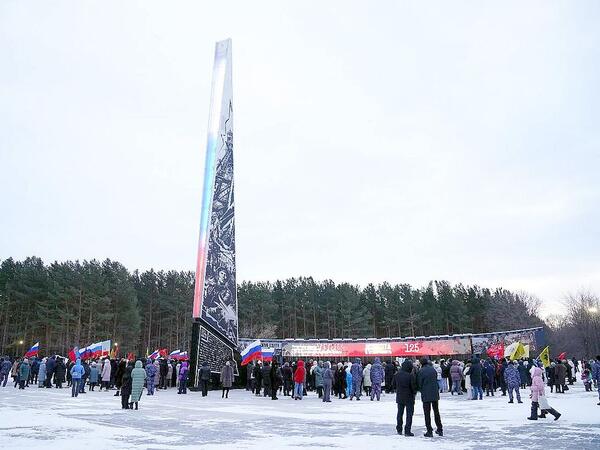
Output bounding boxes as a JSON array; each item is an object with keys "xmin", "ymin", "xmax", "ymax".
[
  {"xmin": 424, "ymin": 431, "xmax": 433, "ymax": 437},
  {"xmin": 548, "ymin": 408, "xmax": 561, "ymax": 420},
  {"xmin": 527, "ymin": 402, "xmax": 538, "ymax": 420},
  {"xmin": 135, "ymin": 402, "xmax": 138, "ymax": 410}
]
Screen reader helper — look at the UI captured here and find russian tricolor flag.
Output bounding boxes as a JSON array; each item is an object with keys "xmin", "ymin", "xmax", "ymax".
[
  {"xmin": 261, "ymin": 348, "xmax": 274, "ymax": 363},
  {"xmin": 24, "ymin": 342, "xmax": 39, "ymax": 358},
  {"xmin": 240, "ymin": 340, "xmax": 262, "ymax": 366},
  {"xmin": 169, "ymin": 349, "xmax": 181, "ymax": 359},
  {"xmin": 148, "ymin": 349, "xmax": 160, "ymax": 359}
]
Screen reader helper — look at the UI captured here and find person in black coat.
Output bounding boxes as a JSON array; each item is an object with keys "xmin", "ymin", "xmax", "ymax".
[
  {"xmin": 110, "ymin": 358, "xmax": 117, "ymax": 388},
  {"xmin": 281, "ymin": 362, "xmax": 293, "ymax": 396},
  {"xmin": 261, "ymin": 362, "xmax": 272, "ymax": 397},
  {"xmin": 114, "ymin": 359, "xmax": 126, "ymax": 396},
  {"xmin": 270, "ymin": 361, "xmax": 282, "ymax": 400},
  {"xmin": 416, "ymin": 358, "xmax": 443, "ymax": 437},
  {"xmin": 159, "ymin": 358, "xmax": 169, "ymax": 390},
  {"xmin": 468, "ymin": 358, "xmax": 483, "ymax": 400},
  {"xmin": 199, "ymin": 361, "xmax": 211, "ymax": 397},
  {"xmin": 120, "ymin": 364, "xmax": 133, "ymax": 409},
  {"xmin": 54, "ymin": 358, "xmax": 66, "ymax": 388},
  {"xmin": 334, "ymin": 363, "xmax": 347, "ymax": 399},
  {"xmin": 385, "ymin": 361, "xmax": 396, "ymax": 393},
  {"xmin": 252, "ymin": 362, "xmax": 262, "ymax": 396},
  {"xmin": 394, "ymin": 359, "xmax": 417, "ymax": 436},
  {"xmin": 45, "ymin": 356, "xmax": 56, "ymax": 388}
]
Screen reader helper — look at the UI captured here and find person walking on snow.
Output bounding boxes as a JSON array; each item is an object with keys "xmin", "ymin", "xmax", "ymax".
[
  {"xmin": 362, "ymin": 363, "xmax": 372, "ymax": 397},
  {"xmin": 322, "ymin": 361, "xmax": 333, "ymax": 402},
  {"xmin": 528, "ymin": 366, "xmax": 561, "ymax": 421},
  {"xmin": 178, "ymin": 361, "xmax": 189, "ymax": 394}
]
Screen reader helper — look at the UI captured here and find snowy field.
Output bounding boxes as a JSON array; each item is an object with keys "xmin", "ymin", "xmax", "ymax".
[{"xmin": 1, "ymin": 382, "xmax": 599, "ymax": 450}]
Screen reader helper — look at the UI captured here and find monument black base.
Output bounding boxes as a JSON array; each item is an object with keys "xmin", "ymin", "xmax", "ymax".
[{"xmin": 189, "ymin": 319, "xmax": 239, "ymax": 389}]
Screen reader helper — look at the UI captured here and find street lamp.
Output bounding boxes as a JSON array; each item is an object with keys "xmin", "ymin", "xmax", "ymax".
[{"xmin": 19, "ymin": 340, "xmax": 23, "ymax": 345}]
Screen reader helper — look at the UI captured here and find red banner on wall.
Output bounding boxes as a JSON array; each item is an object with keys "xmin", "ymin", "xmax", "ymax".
[{"xmin": 282, "ymin": 338, "xmax": 470, "ymax": 358}]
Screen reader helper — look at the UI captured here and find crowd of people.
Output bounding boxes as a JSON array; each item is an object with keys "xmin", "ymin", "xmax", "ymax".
[
  {"xmin": 242, "ymin": 354, "xmax": 600, "ymax": 436},
  {"xmin": 2, "ymin": 352, "xmax": 599, "ymax": 437},
  {"xmin": 0, "ymin": 354, "xmax": 191, "ymax": 410}
]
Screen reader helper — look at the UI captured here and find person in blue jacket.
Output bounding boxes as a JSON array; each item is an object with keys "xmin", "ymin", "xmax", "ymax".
[
  {"xmin": 70, "ymin": 359, "xmax": 85, "ymax": 398},
  {"xmin": 483, "ymin": 360, "xmax": 496, "ymax": 396},
  {"xmin": 145, "ymin": 358, "xmax": 157, "ymax": 395}
]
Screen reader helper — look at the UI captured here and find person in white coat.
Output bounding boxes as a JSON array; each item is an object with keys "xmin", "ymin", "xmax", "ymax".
[
  {"xmin": 463, "ymin": 362, "xmax": 472, "ymax": 399},
  {"xmin": 362, "ymin": 363, "xmax": 372, "ymax": 397},
  {"xmin": 100, "ymin": 358, "xmax": 111, "ymax": 391}
]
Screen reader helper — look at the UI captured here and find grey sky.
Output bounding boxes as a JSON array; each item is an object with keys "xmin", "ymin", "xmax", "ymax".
[{"xmin": 1, "ymin": 1, "xmax": 599, "ymax": 317}]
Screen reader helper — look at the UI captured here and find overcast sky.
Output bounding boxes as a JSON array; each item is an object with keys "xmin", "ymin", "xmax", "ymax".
[{"xmin": 1, "ymin": 1, "xmax": 599, "ymax": 317}]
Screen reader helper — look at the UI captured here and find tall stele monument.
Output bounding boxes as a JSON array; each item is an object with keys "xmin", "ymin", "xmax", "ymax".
[{"xmin": 189, "ymin": 39, "xmax": 238, "ymax": 388}]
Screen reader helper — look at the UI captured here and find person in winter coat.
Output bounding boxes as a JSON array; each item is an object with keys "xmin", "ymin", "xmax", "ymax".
[
  {"xmin": 199, "ymin": 361, "xmax": 211, "ymax": 397},
  {"xmin": 441, "ymin": 359, "xmax": 450, "ymax": 393},
  {"xmin": 220, "ymin": 361, "xmax": 234, "ymax": 398},
  {"xmin": 416, "ymin": 358, "xmax": 443, "ymax": 437},
  {"xmin": 270, "ymin": 361, "xmax": 282, "ymax": 400},
  {"xmin": 177, "ymin": 361, "xmax": 189, "ymax": 394},
  {"xmin": 592, "ymin": 356, "xmax": 600, "ymax": 405},
  {"xmin": 334, "ymin": 363, "xmax": 347, "ymax": 399},
  {"xmin": 89, "ymin": 362, "xmax": 99, "ymax": 391},
  {"xmin": 252, "ymin": 360, "xmax": 262, "ymax": 396},
  {"xmin": 45, "ymin": 356, "xmax": 56, "ymax": 388},
  {"xmin": 37, "ymin": 358, "xmax": 47, "ymax": 388},
  {"xmin": 313, "ymin": 361, "xmax": 324, "ymax": 398},
  {"xmin": 120, "ymin": 363, "xmax": 133, "ymax": 409},
  {"xmin": 167, "ymin": 362, "xmax": 174, "ymax": 388},
  {"xmin": 100, "ymin": 358, "xmax": 111, "ymax": 391},
  {"xmin": 261, "ymin": 361, "xmax": 272, "ymax": 397},
  {"xmin": 546, "ymin": 362, "xmax": 556, "ymax": 393},
  {"xmin": 18, "ymin": 358, "xmax": 30, "ymax": 389},
  {"xmin": 554, "ymin": 360, "xmax": 567, "ymax": 393},
  {"xmin": 345, "ymin": 364, "xmax": 352, "ymax": 398},
  {"xmin": 503, "ymin": 361, "xmax": 522, "ymax": 403},
  {"xmin": 153, "ymin": 360, "xmax": 160, "ymax": 389},
  {"xmin": 282, "ymin": 362, "xmax": 293, "ymax": 397},
  {"xmin": 1, "ymin": 357, "xmax": 12, "ymax": 387},
  {"xmin": 362, "ymin": 363, "xmax": 372, "ymax": 397},
  {"xmin": 130, "ymin": 360, "xmax": 146, "ymax": 410},
  {"xmin": 483, "ymin": 360, "xmax": 495, "ymax": 396},
  {"xmin": 70, "ymin": 359, "xmax": 84, "ymax": 398},
  {"xmin": 528, "ymin": 366, "xmax": 561, "ymax": 421},
  {"xmin": 54, "ymin": 358, "xmax": 66, "ymax": 388},
  {"xmin": 145, "ymin": 359, "xmax": 157, "ymax": 395},
  {"xmin": 293, "ymin": 360, "xmax": 306, "ymax": 400},
  {"xmin": 384, "ymin": 360, "xmax": 396, "ymax": 393},
  {"xmin": 114, "ymin": 359, "xmax": 126, "ymax": 396},
  {"xmin": 370, "ymin": 357, "xmax": 385, "ymax": 401},
  {"xmin": 394, "ymin": 359, "xmax": 417, "ymax": 436},
  {"xmin": 517, "ymin": 360, "xmax": 528, "ymax": 389},
  {"xmin": 29, "ymin": 358, "xmax": 39, "ymax": 385},
  {"xmin": 433, "ymin": 361, "xmax": 443, "ymax": 393},
  {"xmin": 350, "ymin": 358, "xmax": 363, "ymax": 400},
  {"xmin": 11, "ymin": 359, "xmax": 20, "ymax": 387},
  {"xmin": 450, "ymin": 360, "xmax": 463, "ymax": 395},
  {"xmin": 159, "ymin": 358, "xmax": 168, "ymax": 390},
  {"xmin": 79, "ymin": 360, "xmax": 90, "ymax": 393},
  {"xmin": 322, "ymin": 361, "xmax": 333, "ymax": 402},
  {"xmin": 468, "ymin": 358, "xmax": 483, "ymax": 400}
]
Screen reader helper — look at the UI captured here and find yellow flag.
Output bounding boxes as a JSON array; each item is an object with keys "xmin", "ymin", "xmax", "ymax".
[
  {"xmin": 510, "ymin": 342, "xmax": 525, "ymax": 361},
  {"xmin": 523, "ymin": 345, "xmax": 530, "ymax": 358},
  {"xmin": 538, "ymin": 346, "xmax": 550, "ymax": 368}
]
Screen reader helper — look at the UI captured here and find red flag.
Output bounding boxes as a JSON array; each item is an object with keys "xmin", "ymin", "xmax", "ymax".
[
  {"xmin": 68, "ymin": 347, "xmax": 80, "ymax": 362},
  {"xmin": 486, "ymin": 343, "xmax": 505, "ymax": 359},
  {"xmin": 557, "ymin": 351, "xmax": 566, "ymax": 360},
  {"xmin": 159, "ymin": 348, "xmax": 168, "ymax": 357},
  {"xmin": 127, "ymin": 352, "xmax": 135, "ymax": 361}
]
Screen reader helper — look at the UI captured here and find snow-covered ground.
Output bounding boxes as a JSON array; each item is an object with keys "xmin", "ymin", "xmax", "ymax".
[{"xmin": 1, "ymin": 382, "xmax": 599, "ymax": 449}]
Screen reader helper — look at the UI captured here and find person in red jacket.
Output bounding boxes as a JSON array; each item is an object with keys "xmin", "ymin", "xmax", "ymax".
[{"xmin": 294, "ymin": 360, "xmax": 306, "ymax": 400}]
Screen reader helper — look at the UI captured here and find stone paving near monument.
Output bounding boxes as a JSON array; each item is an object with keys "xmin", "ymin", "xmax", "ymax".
[{"xmin": 1, "ymin": 382, "xmax": 599, "ymax": 449}]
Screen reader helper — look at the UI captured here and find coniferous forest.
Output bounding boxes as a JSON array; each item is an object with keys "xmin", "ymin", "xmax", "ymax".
[{"xmin": 1, "ymin": 256, "xmax": 593, "ymax": 357}]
